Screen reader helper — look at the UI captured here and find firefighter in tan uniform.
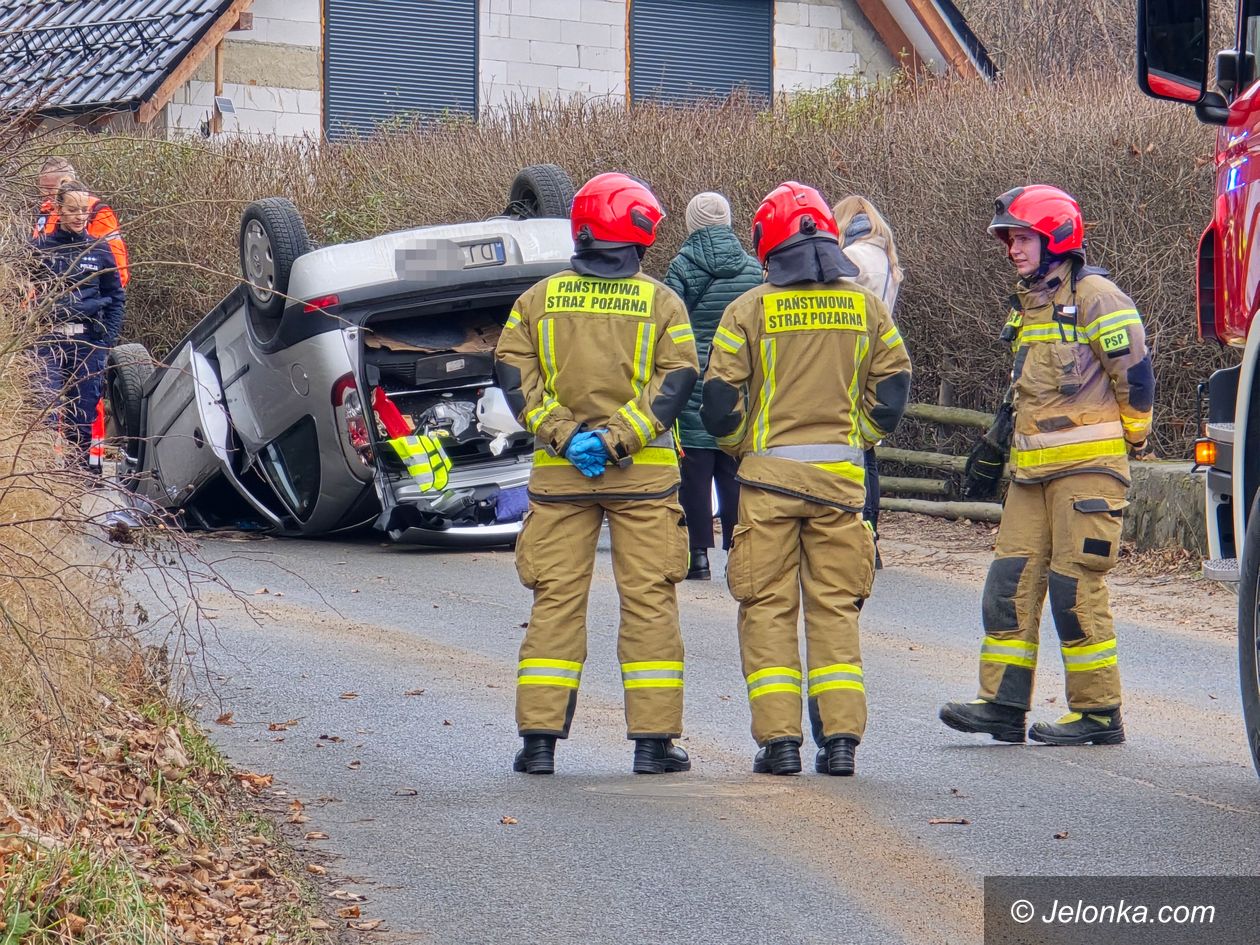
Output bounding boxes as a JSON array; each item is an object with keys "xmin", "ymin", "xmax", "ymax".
[
  {"xmin": 496, "ymin": 173, "xmax": 700, "ymax": 775},
  {"xmin": 940, "ymin": 185, "xmax": 1155, "ymax": 746},
  {"xmin": 702, "ymin": 183, "xmax": 912, "ymax": 776}
]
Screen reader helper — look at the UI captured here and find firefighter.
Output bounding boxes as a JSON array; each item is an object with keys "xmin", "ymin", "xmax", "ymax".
[
  {"xmin": 701, "ymin": 182, "xmax": 912, "ymax": 776},
  {"xmin": 939, "ymin": 185, "xmax": 1155, "ymax": 746},
  {"xmin": 495, "ymin": 172, "xmax": 700, "ymax": 775}
]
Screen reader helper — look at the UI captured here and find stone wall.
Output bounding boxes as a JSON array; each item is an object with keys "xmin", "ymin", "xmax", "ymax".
[{"xmin": 1125, "ymin": 462, "xmax": 1206, "ymax": 555}]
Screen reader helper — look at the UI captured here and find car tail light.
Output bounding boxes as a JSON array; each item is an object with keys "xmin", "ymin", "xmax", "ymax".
[
  {"xmin": 1194, "ymin": 438, "xmax": 1217, "ymax": 467},
  {"xmin": 304, "ymin": 294, "xmax": 340, "ymax": 314},
  {"xmin": 332, "ymin": 373, "xmax": 373, "ymax": 467}
]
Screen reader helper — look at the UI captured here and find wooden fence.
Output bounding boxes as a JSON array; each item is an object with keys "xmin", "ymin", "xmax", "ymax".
[{"xmin": 875, "ymin": 404, "xmax": 1004, "ymax": 523}]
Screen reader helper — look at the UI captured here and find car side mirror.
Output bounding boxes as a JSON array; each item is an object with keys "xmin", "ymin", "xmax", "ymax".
[
  {"xmin": 1196, "ymin": 90, "xmax": 1231, "ymax": 125},
  {"xmin": 1137, "ymin": 0, "xmax": 1209, "ymax": 105}
]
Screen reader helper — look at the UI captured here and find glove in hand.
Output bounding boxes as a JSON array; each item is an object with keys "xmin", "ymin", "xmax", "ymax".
[
  {"xmin": 961, "ymin": 438, "xmax": 1006, "ymax": 500},
  {"xmin": 565, "ymin": 430, "xmax": 609, "ymax": 478}
]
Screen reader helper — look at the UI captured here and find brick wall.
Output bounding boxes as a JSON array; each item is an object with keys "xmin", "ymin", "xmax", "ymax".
[
  {"xmin": 480, "ymin": 0, "xmax": 628, "ymax": 107},
  {"xmin": 165, "ymin": 0, "xmax": 322, "ymax": 139}
]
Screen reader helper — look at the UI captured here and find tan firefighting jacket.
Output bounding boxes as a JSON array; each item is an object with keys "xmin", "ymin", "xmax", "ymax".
[
  {"xmin": 701, "ymin": 278, "xmax": 912, "ymax": 511},
  {"xmin": 1005, "ymin": 260, "xmax": 1154, "ymax": 485},
  {"xmin": 495, "ymin": 268, "xmax": 699, "ymax": 499}
]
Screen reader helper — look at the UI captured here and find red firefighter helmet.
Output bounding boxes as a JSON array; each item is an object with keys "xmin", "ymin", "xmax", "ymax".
[
  {"xmin": 988, "ymin": 185, "xmax": 1084, "ymax": 255},
  {"xmin": 570, "ymin": 172, "xmax": 665, "ymax": 248},
  {"xmin": 750, "ymin": 182, "xmax": 840, "ymax": 264}
]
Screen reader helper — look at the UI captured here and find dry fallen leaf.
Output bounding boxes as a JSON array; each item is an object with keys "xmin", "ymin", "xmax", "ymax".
[
  {"xmin": 306, "ymin": 863, "xmax": 327, "ymax": 876},
  {"xmin": 215, "ymin": 711, "xmax": 235, "ymax": 726},
  {"xmin": 442, "ymin": 720, "xmax": 453, "ymax": 726},
  {"xmin": 500, "ymin": 816, "xmax": 518, "ymax": 825},
  {"xmin": 394, "ymin": 788, "xmax": 418, "ymax": 796},
  {"xmin": 352, "ymin": 919, "xmax": 385, "ymax": 931},
  {"xmin": 346, "ymin": 760, "xmax": 362, "ymax": 770},
  {"xmin": 1054, "ymin": 830, "xmax": 1070, "ymax": 840},
  {"xmin": 318, "ymin": 734, "xmax": 343, "ymax": 743},
  {"xmin": 305, "ymin": 831, "xmax": 330, "ymax": 841},
  {"xmin": 928, "ymin": 818, "xmax": 971, "ymax": 826},
  {"xmin": 336, "ymin": 905, "xmax": 362, "ymax": 919},
  {"xmin": 949, "ymin": 788, "xmax": 968, "ymax": 798},
  {"xmin": 268, "ymin": 719, "xmax": 299, "ymax": 731},
  {"xmin": 403, "ymin": 689, "xmax": 425, "ymax": 696},
  {"xmin": 232, "ymin": 772, "xmax": 273, "ymax": 793},
  {"xmin": 309, "ymin": 918, "xmax": 331, "ymax": 930},
  {"xmin": 340, "ymin": 692, "xmax": 359, "ymax": 700},
  {"xmin": 329, "ymin": 890, "xmax": 367, "ymax": 902},
  {"xmin": 253, "ymin": 587, "xmax": 270, "ymax": 595}
]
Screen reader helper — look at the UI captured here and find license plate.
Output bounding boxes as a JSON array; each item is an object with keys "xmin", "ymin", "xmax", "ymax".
[{"xmin": 462, "ymin": 239, "xmax": 506, "ymax": 269}]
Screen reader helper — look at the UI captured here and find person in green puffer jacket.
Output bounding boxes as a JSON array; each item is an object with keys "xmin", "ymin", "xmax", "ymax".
[{"xmin": 664, "ymin": 192, "xmax": 765, "ymax": 580}]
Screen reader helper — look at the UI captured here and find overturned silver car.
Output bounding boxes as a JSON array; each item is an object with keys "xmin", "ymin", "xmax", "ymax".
[{"xmin": 106, "ymin": 166, "xmax": 578, "ymax": 546}]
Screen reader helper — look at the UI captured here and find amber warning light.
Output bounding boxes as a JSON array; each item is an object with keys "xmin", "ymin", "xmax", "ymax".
[{"xmin": 1194, "ymin": 439, "xmax": 1217, "ymax": 467}]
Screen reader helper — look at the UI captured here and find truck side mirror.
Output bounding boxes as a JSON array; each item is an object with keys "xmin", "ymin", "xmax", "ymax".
[{"xmin": 1137, "ymin": 0, "xmax": 1209, "ymax": 105}]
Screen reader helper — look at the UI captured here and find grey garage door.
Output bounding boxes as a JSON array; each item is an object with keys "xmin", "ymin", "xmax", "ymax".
[
  {"xmin": 630, "ymin": 0, "xmax": 773, "ymax": 104},
  {"xmin": 325, "ymin": 0, "xmax": 477, "ymax": 138}
]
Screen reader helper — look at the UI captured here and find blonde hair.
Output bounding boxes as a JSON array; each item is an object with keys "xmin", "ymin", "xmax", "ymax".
[{"xmin": 831, "ymin": 195, "xmax": 903, "ymax": 285}]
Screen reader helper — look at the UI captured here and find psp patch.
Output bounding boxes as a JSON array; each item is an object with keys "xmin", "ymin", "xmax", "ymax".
[{"xmin": 1099, "ymin": 327, "xmax": 1130, "ymax": 358}]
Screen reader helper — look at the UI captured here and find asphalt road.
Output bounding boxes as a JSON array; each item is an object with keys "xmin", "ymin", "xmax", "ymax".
[{"xmin": 167, "ymin": 530, "xmax": 1259, "ymax": 945}]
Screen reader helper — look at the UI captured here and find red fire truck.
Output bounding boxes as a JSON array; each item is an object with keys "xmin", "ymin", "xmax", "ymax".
[{"xmin": 1137, "ymin": 0, "xmax": 1260, "ymax": 773}]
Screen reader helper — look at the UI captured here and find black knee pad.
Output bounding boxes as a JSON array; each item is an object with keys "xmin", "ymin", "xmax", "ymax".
[
  {"xmin": 1048, "ymin": 570, "xmax": 1085, "ymax": 644},
  {"xmin": 982, "ymin": 556, "xmax": 1027, "ymax": 631}
]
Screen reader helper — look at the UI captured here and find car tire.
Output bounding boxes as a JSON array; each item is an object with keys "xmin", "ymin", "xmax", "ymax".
[
  {"xmin": 239, "ymin": 197, "xmax": 312, "ymax": 321},
  {"xmin": 1239, "ymin": 491, "xmax": 1260, "ymax": 777},
  {"xmin": 105, "ymin": 343, "xmax": 154, "ymax": 463},
  {"xmin": 506, "ymin": 164, "xmax": 576, "ymax": 219}
]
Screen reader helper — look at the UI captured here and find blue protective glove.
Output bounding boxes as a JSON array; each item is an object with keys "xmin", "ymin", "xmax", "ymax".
[{"xmin": 564, "ymin": 430, "xmax": 609, "ymax": 478}]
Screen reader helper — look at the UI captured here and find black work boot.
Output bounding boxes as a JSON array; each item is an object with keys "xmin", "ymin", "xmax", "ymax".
[
  {"xmin": 686, "ymin": 549, "xmax": 711, "ymax": 581},
  {"xmin": 632, "ymin": 738, "xmax": 691, "ymax": 774},
  {"xmin": 814, "ymin": 736, "xmax": 858, "ymax": 776},
  {"xmin": 753, "ymin": 739, "xmax": 802, "ymax": 775},
  {"xmin": 512, "ymin": 735, "xmax": 556, "ymax": 774},
  {"xmin": 1029, "ymin": 709, "xmax": 1125, "ymax": 746},
  {"xmin": 939, "ymin": 699, "xmax": 1027, "ymax": 743}
]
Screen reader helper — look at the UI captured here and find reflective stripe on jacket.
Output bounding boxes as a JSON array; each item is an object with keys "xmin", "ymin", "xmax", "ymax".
[
  {"xmin": 700, "ymin": 278, "xmax": 912, "ymax": 511},
  {"xmin": 495, "ymin": 269, "xmax": 699, "ymax": 499},
  {"xmin": 1007, "ymin": 260, "xmax": 1154, "ymax": 484}
]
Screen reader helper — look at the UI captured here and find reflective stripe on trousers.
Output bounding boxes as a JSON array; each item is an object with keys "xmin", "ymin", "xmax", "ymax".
[
  {"xmin": 517, "ymin": 658, "xmax": 583, "ymax": 689},
  {"xmin": 621, "ymin": 660, "xmax": 684, "ymax": 689},
  {"xmin": 806, "ymin": 662, "xmax": 864, "ymax": 697},
  {"xmin": 1061, "ymin": 638, "xmax": 1117, "ymax": 672},
  {"xmin": 746, "ymin": 666, "xmax": 803, "ymax": 699},
  {"xmin": 980, "ymin": 635, "xmax": 1037, "ymax": 669}
]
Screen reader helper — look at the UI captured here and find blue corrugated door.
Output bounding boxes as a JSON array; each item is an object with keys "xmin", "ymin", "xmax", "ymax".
[
  {"xmin": 325, "ymin": 0, "xmax": 477, "ymax": 138},
  {"xmin": 630, "ymin": 0, "xmax": 773, "ymax": 104}
]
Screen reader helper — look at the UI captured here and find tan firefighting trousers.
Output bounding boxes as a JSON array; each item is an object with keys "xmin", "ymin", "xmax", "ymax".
[
  {"xmin": 514, "ymin": 496, "xmax": 689, "ymax": 739},
  {"xmin": 726, "ymin": 486, "xmax": 876, "ymax": 747},
  {"xmin": 977, "ymin": 473, "xmax": 1128, "ymax": 711}
]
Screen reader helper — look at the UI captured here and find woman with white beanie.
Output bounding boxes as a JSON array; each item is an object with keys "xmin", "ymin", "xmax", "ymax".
[
  {"xmin": 664, "ymin": 191, "xmax": 764, "ymax": 580},
  {"xmin": 833, "ymin": 195, "xmax": 904, "ymax": 567}
]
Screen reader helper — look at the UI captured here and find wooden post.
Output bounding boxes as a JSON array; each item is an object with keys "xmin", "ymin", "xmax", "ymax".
[
  {"xmin": 879, "ymin": 497, "xmax": 1003, "ymax": 523},
  {"xmin": 880, "ymin": 476, "xmax": 955, "ymax": 497},
  {"xmin": 875, "ymin": 446, "xmax": 969, "ymax": 475},
  {"xmin": 904, "ymin": 403, "xmax": 995, "ymax": 429},
  {"xmin": 212, "ymin": 40, "xmax": 225, "ymax": 134}
]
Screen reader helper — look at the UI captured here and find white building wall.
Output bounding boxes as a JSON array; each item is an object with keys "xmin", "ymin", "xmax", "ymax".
[
  {"xmin": 775, "ymin": 0, "xmax": 870, "ymax": 92},
  {"xmin": 165, "ymin": 0, "xmax": 322, "ymax": 139},
  {"xmin": 479, "ymin": 0, "xmax": 627, "ymax": 108}
]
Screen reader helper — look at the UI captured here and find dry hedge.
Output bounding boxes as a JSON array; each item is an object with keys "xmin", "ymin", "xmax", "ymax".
[{"xmin": 23, "ymin": 72, "xmax": 1223, "ymax": 454}]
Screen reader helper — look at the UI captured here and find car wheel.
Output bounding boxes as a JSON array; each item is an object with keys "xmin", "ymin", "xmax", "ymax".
[
  {"xmin": 1239, "ymin": 492, "xmax": 1260, "ymax": 777},
  {"xmin": 105, "ymin": 343, "xmax": 154, "ymax": 463},
  {"xmin": 239, "ymin": 197, "xmax": 312, "ymax": 321},
  {"xmin": 506, "ymin": 164, "xmax": 576, "ymax": 219}
]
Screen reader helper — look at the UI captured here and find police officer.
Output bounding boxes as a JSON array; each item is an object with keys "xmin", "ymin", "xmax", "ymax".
[
  {"xmin": 35, "ymin": 157, "xmax": 130, "ymax": 290},
  {"xmin": 495, "ymin": 173, "xmax": 700, "ymax": 775},
  {"xmin": 32, "ymin": 180, "xmax": 125, "ymax": 469},
  {"xmin": 702, "ymin": 183, "xmax": 912, "ymax": 776},
  {"xmin": 939, "ymin": 185, "xmax": 1154, "ymax": 746}
]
